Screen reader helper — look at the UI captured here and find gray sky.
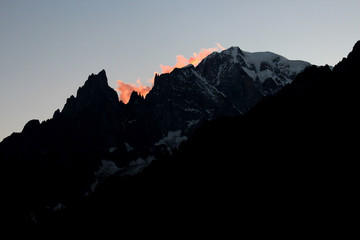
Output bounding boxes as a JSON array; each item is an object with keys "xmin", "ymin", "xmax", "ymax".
[{"xmin": 1, "ymin": 0, "xmax": 359, "ymax": 141}]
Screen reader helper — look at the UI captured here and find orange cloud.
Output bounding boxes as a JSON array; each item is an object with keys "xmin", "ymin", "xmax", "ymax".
[
  {"xmin": 116, "ymin": 43, "xmax": 225, "ymax": 103},
  {"xmin": 160, "ymin": 45, "xmax": 224, "ymax": 74},
  {"xmin": 189, "ymin": 47, "xmax": 217, "ymax": 66},
  {"xmin": 216, "ymin": 42, "xmax": 225, "ymax": 51},
  {"xmin": 116, "ymin": 78, "xmax": 151, "ymax": 104}
]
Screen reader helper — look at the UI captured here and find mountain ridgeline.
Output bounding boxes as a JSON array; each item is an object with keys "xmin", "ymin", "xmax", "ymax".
[
  {"xmin": 78, "ymin": 42, "xmax": 358, "ymax": 231},
  {"xmin": 1, "ymin": 41, "xmax": 358, "ymax": 228}
]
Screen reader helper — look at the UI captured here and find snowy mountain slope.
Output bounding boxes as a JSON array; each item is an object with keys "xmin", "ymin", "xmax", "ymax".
[
  {"xmin": 197, "ymin": 47, "xmax": 310, "ymax": 112},
  {"xmin": 243, "ymin": 51, "xmax": 309, "ymax": 83}
]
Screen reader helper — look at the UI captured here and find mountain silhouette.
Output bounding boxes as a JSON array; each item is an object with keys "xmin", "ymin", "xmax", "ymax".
[{"xmin": 4, "ymin": 41, "xmax": 357, "ymax": 229}]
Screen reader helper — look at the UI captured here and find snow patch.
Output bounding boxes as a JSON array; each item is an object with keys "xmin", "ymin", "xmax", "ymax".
[
  {"xmin": 109, "ymin": 147, "xmax": 117, "ymax": 153},
  {"xmin": 191, "ymin": 68, "xmax": 207, "ymax": 83},
  {"xmin": 53, "ymin": 202, "xmax": 66, "ymax": 212},
  {"xmin": 243, "ymin": 51, "xmax": 278, "ymax": 72},
  {"xmin": 123, "ymin": 156, "xmax": 156, "ymax": 176},
  {"xmin": 125, "ymin": 142, "xmax": 134, "ymax": 151},
  {"xmin": 95, "ymin": 160, "xmax": 121, "ymax": 182},
  {"xmin": 155, "ymin": 130, "xmax": 188, "ymax": 149},
  {"xmin": 216, "ymin": 64, "xmax": 224, "ymax": 85},
  {"xmin": 187, "ymin": 119, "xmax": 200, "ymax": 128},
  {"xmin": 257, "ymin": 69, "xmax": 275, "ymax": 82},
  {"xmin": 231, "ymin": 47, "xmax": 239, "ymax": 62},
  {"xmin": 184, "ymin": 108, "xmax": 201, "ymax": 113},
  {"xmin": 90, "ymin": 180, "xmax": 99, "ymax": 193},
  {"xmin": 89, "ymin": 156, "xmax": 156, "ymax": 194},
  {"xmin": 242, "ymin": 67, "xmax": 257, "ymax": 80},
  {"xmin": 239, "ymin": 51, "xmax": 309, "ymax": 84}
]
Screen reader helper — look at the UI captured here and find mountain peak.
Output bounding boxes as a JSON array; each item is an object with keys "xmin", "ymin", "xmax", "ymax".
[
  {"xmin": 352, "ymin": 40, "xmax": 360, "ymax": 53},
  {"xmin": 22, "ymin": 119, "xmax": 40, "ymax": 135},
  {"xmin": 128, "ymin": 91, "xmax": 145, "ymax": 105},
  {"xmin": 333, "ymin": 40, "xmax": 360, "ymax": 73},
  {"xmin": 342, "ymin": 40, "xmax": 360, "ymax": 63},
  {"xmin": 84, "ymin": 69, "xmax": 108, "ymax": 89},
  {"xmin": 223, "ymin": 46, "xmax": 243, "ymax": 56},
  {"xmin": 61, "ymin": 69, "xmax": 119, "ymax": 118}
]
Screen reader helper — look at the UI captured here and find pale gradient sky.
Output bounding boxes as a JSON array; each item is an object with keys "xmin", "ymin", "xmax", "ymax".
[{"xmin": 1, "ymin": 0, "xmax": 360, "ymax": 141}]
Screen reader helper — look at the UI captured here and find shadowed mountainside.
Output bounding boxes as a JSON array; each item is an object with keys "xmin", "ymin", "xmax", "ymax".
[{"xmin": 61, "ymin": 41, "xmax": 359, "ymax": 231}]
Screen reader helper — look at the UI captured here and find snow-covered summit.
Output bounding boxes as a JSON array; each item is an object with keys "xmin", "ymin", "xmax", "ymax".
[
  {"xmin": 201, "ymin": 46, "xmax": 310, "ymax": 85},
  {"xmin": 194, "ymin": 46, "xmax": 310, "ymax": 113},
  {"xmin": 241, "ymin": 50, "xmax": 310, "ymax": 84}
]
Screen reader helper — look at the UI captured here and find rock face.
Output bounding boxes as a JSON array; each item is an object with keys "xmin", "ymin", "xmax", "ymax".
[
  {"xmin": 62, "ymin": 69, "xmax": 120, "ymax": 119},
  {"xmin": 60, "ymin": 69, "xmax": 125, "ymax": 146},
  {"xmin": 146, "ymin": 66, "xmax": 239, "ymax": 136},
  {"xmin": 0, "ymin": 46, "xmax": 310, "ymax": 226}
]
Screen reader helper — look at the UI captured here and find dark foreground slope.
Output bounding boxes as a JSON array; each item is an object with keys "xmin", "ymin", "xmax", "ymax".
[{"xmin": 63, "ymin": 41, "xmax": 359, "ymax": 231}]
